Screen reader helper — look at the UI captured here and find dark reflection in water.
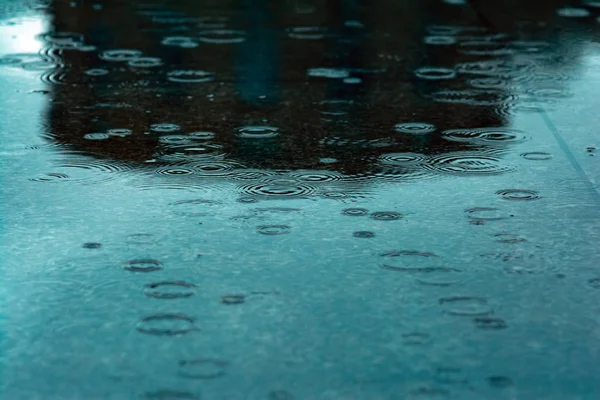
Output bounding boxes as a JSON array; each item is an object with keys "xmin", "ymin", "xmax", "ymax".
[{"xmin": 20, "ymin": 0, "xmax": 595, "ymax": 178}]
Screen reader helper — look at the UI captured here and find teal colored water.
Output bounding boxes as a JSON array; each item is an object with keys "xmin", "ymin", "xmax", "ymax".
[{"xmin": 1, "ymin": 0, "xmax": 600, "ymax": 399}]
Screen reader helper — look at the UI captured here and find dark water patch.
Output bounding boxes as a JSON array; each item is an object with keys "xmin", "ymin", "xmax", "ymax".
[
  {"xmin": 136, "ymin": 313, "xmax": 198, "ymax": 336},
  {"xmin": 82, "ymin": 242, "xmax": 102, "ymax": 249},
  {"xmin": 144, "ymin": 281, "xmax": 197, "ymax": 299},
  {"xmin": 221, "ymin": 294, "xmax": 246, "ymax": 304},
  {"xmin": 588, "ymin": 278, "xmax": 600, "ymax": 288},
  {"xmin": 353, "ymin": 231, "xmax": 375, "ymax": 238},
  {"xmin": 487, "ymin": 376, "xmax": 514, "ymax": 388},
  {"xmin": 473, "ymin": 317, "xmax": 508, "ymax": 330}
]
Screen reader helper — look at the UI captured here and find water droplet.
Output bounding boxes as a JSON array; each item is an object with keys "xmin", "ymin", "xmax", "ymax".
[
  {"xmin": 85, "ymin": 68, "xmax": 109, "ymax": 76},
  {"xmin": 473, "ymin": 317, "xmax": 508, "ymax": 330},
  {"xmin": 83, "ymin": 242, "xmax": 102, "ymax": 249},
  {"xmin": 257, "ymin": 225, "xmax": 291, "ymax": 235},
  {"xmin": 424, "ymin": 36, "xmax": 456, "ymax": 45},
  {"xmin": 353, "ymin": 231, "xmax": 375, "ymax": 238},
  {"xmin": 439, "ymin": 296, "xmax": 493, "ymax": 316},
  {"xmin": 427, "ymin": 153, "xmax": 513, "ymax": 175},
  {"xmin": 126, "ymin": 233, "xmax": 158, "ymax": 245},
  {"xmin": 100, "ymin": 49, "xmax": 143, "ymax": 62},
  {"xmin": 557, "ymin": 7, "xmax": 591, "ymax": 17},
  {"xmin": 441, "ymin": 128, "xmax": 528, "ymax": 145},
  {"xmin": 150, "ymin": 123, "xmax": 181, "ymax": 133},
  {"xmin": 107, "ymin": 128, "xmax": 132, "ymax": 137},
  {"xmin": 167, "ymin": 70, "xmax": 214, "ymax": 83},
  {"xmin": 198, "ymin": 29, "xmax": 246, "ymax": 44},
  {"xmin": 370, "ymin": 211, "xmax": 403, "ymax": 221},
  {"xmin": 402, "ymin": 332, "xmax": 430, "ymax": 345},
  {"xmin": 144, "ymin": 390, "xmax": 200, "ymax": 400},
  {"xmin": 124, "ymin": 259, "xmax": 163, "ymax": 273},
  {"xmin": 144, "ymin": 281, "xmax": 197, "ymax": 299},
  {"xmin": 128, "ymin": 57, "xmax": 163, "ymax": 68},
  {"xmin": 342, "ymin": 208, "xmax": 369, "ymax": 216},
  {"xmin": 496, "ymin": 189, "xmax": 540, "ymax": 201},
  {"xmin": 136, "ymin": 314, "xmax": 198, "ymax": 336},
  {"xmin": 588, "ymin": 278, "xmax": 600, "ymax": 288},
  {"xmin": 465, "ymin": 207, "xmax": 509, "ymax": 221},
  {"xmin": 83, "ymin": 132, "xmax": 110, "ymax": 140},
  {"xmin": 178, "ymin": 359, "xmax": 228, "ymax": 379},
  {"xmin": 307, "ymin": 67, "xmax": 349, "ymax": 79},
  {"xmin": 494, "ymin": 233, "xmax": 527, "ymax": 244},
  {"xmin": 487, "ymin": 376, "xmax": 513, "ymax": 388},
  {"xmin": 236, "ymin": 125, "xmax": 280, "ymax": 139},
  {"xmin": 221, "ymin": 294, "xmax": 246, "ymax": 304},
  {"xmin": 394, "ymin": 122, "xmax": 436, "ymax": 134},
  {"xmin": 414, "ymin": 66, "xmax": 456, "ymax": 80}
]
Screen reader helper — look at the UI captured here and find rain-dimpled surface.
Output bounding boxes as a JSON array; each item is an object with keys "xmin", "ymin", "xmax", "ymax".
[{"xmin": 2, "ymin": 0, "xmax": 600, "ymax": 399}]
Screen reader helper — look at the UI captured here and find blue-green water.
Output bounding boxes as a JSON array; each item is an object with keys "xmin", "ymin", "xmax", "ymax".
[{"xmin": 1, "ymin": 0, "xmax": 600, "ymax": 399}]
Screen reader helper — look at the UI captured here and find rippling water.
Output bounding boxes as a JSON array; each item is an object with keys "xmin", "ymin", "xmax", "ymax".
[{"xmin": 1, "ymin": 0, "xmax": 600, "ymax": 398}]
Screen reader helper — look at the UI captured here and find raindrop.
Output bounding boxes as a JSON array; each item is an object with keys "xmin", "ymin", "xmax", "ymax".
[
  {"xmin": 439, "ymin": 296, "xmax": 493, "ymax": 316},
  {"xmin": 427, "ymin": 153, "xmax": 513, "ymax": 175},
  {"xmin": 107, "ymin": 128, "xmax": 132, "ymax": 137},
  {"xmin": 307, "ymin": 67, "xmax": 349, "ymax": 79},
  {"xmin": 167, "ymin": 70, "xmax": 214, "ymax": 83},
  {"xmin": 161, "ymin": 36, "xmax": 197, "ymax": 47},
  {"xmin": 353, "ymin": 231, "xmax": 375, "ymax": 238},
  {"xmin": 588, "ymin": 278, "xmax": 600, "ymax": 288},
  {"xmin": 496, "ymin": 189, "xmax": 541, "ymax": 201},
  {"xmin": 37, "ymin": 31, "xmax": 83, "ymax": 44},
  {"xmin": 144, "ymin": 281, "xmax": 197, "ymax": 299},
  {"xmin": 144, "ymin": 390, "xmax": 199, "ymax": 400},
  {"xmin": 238, "ymin": 182, "xmax": 316, "ymax": 198},
  {"xmin": 83, "ymin": 133, "xmax": 110, "ymax": 140},
  {"xmin": 237, "ymin": 196, "xmax": 258, "ymax": 203},
  {"xmin": 465, "ymin": 207, "xmax": 509, "ymax": 221},
  {"xmin": 126, "ymin": 233, "xmax": 158, "ymax": 245},
  {"xmin": 342, "ymin": 208, "xmax": 369, "ymax": 216},
  {"xmin": 257, "ymin": 225, "xmax": 291, "ymax": 235},
  {"xmin": 394, "ymin": 122, "xmax": 436, "ymax": 134},
  {"xmin": 556, "ymin": 7, "xmax": 591, "ymax": 17},
  {"xmin": 487, "ymin": 376, "xmax": 513, "ymax": 388},
  {"xmin": 288, "ymin": 170, "xmax": 344, "ymax": 183},
  {"xmin": 28, "ymin": 160, "xmax": 131, "ymax": 185},
  {"xmin": 402, "ymin": 332, "xmax": 430, "ymax": 345},
  {"xmin": 424, "ymin": 36, "xmax": 456, "ymax": 45},
  {"xmin": 154, "ymin": 167, "xmax": 195, "ymax": 176},
  {"xmin": 169, "ymin": 199, "xmax": 221, "ymax": 216},
  {"xmin": 99, "ymin": 49, "xmax": 143, "ymax": 62},
  {"xmin": 84, "ymin": 68, "xmax": 109, "ymax": 76},
  {"xmin": 83, "ymin": 242, "xmax": 102, "ymax": 249},
  {"xmin": 473, "ymin": 317, "xmax": 508, "ymax": 330},
  {"xmin": 124, "ymin": 259, "xmax": 163, "ymax": 273},
  {"xmin": 158, "ymin": 135, "xmax": 192, "ymax": 145},
  {"xmin": 287, "ymin": 26, "xmax": 330, "ymax": 39},
  {"xmin": 191, "ymin": 161, "xmax": 241, "ymax": 176},
  {"xmin": 379, "ymin": 251, "xmax": 447, "ymax": 273},
  {"xmin": 441, "ymin": 127, "xmax": 528, "ymax": 145},
  {"xmin": 150, "ymin": 123, "xmax": 181, "ymax": 133},
  {"xmin": 414, "ymin": 66, "xmax": 456, "ymax": 80},
  {"xmin": 521, "ymin": 151, "xmax": 552, "ymax": 161},
  {"xmin": 136, "ymin": 314, "xmax": 198, "ymax": 336},
  {"xmin": 198, "ymin": 29, "xmax": 247, "ymax": 44},
  {"xmin": 178, "ymin": 359, "xmax": 228, "ymax": 379},
  {"xmin": 128, "ymin": 57, "xmax": 163, "ymax": 68},
  {"xmin": 189, "ymin": 131, "xmax": 216, "ymax": 140},
  {"xmin": 468, "ymin": 77, "xmax": 511, "ymax": 89},
  {"xmin": 236, "ymin": 125, "xmax": 280, "ymax": 139},
  {"xmin": 494, "ymin": 233, "xmax": 527, "ymax": 244},
  {"xmin": 269, "ymin": 390, "xmax": 294, "ymax": 400},
  {"xmin": 370, "ymin": 211, "xmax": 403, "ymax": 221},
  {"xmin": 379, "ymin": 153, "xmax": 428, "ymax": 166},
  {"xmin": 221, "ymin": 294, "xmax": 246, "ymax": 304}
]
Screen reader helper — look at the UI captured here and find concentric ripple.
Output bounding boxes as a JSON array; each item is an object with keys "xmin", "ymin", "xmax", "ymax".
[
  {"xmin": 178, "ymin": 359, "xmax": 228, "ymax": 379},
  {"xmin": 167, "ymin": 70, "xmax": 214, "ymax": 83},
  {"xmin": 236, "ymin": 125, "xmax": 280, "ymax": 139},
  {"xmin": 124, "ymin": 259, "xmax": 163, "ymax": 273},
  {"xmin": 496, "ymin": 189, "xmax": 541, "ymax": 201},
  {"xmin": 154, "ymin": 166, "xmax": 195, "ymax": 176},
  {"xmin": 29, "ymin": 160, "xmax": 132, "ymax": 185},
  {"xmin": 136, "ymin": 313, "xmax": 198, "ymax": 336},
  {"xmin": 128, "ymin": 57, "xmax": 163, "ymax": 68},
  {"xmin": 238, "ymin": 182, "xmax": 317, "ymax": 198},
  {"xmin": 379, "ymin": 250, "xmax": 449, "ymax": 273},
  {"xmin": 441, "ymin": 127, "xmax": 528, "ymax": 145},
  {"xmin": 414, "ymin": 66, "xmax": 456, "ymax": 80},
  {"xmin": 394, "ymin": 122, "xmax": 436, "ymax": 134},
  {"xmin": 474, "ymin": 317, "xmax": 508, "ymax": 330},
  {"xmin": 465, "ymin": 207, "xmax": 509, "ymax": 221},
  {"xmin": 426, "ymin": 153, "xmax": 513, "ymax": 175},
  {"xmin": 342, "ymin": 208, "xmax": 369, "ymax": 216},
  {"xmin": 99, "ymin": 49, "xmax": 143, "ymax": 62},
  {"xmin": 379, "ymin": 153, "xmax": 428, "ymax": 167},
  {"xmin": 257, "ymin": 225, "xmax": 291, "ymax": 235},
  {"xmin": 370, "ymin": 211, "xmax": 403, "ymax": 221},
  {"xmin": 520, "ymin": 152, "xmax": 552, "ymax": 161},
  {"xmin": 431, "ymin": 89, "xmax": 516, "ymax": 106},
  {"xmin": 287, "ymin": 170, "xmax": 344, "ymax": 183},
  {"xmin": 150, "ymin": 123, "xmax": 181, "ymax": 133}
]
